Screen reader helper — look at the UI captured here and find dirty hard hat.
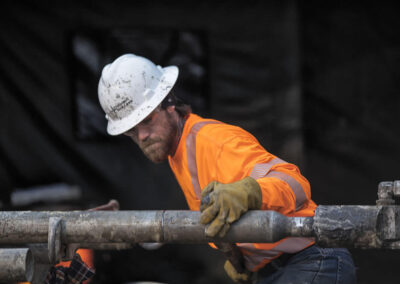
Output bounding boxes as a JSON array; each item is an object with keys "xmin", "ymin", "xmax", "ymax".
[{"xmin": 98, "ymin": 53, "xmax": 179, "ymax": 135}]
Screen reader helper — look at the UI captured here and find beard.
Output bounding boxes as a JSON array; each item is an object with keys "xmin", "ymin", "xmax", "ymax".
[
  {"xmin": 140, "ymin": 138, "xmax": 171, "ymax": 163},
  {"xmin": 136, "ymin": 114, "xmax": 178, "ymax": 163}
]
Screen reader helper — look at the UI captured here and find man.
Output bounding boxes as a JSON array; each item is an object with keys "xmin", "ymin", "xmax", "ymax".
[{"xmin": 98, "ymin": 53, "xmax": 356, "ymax": 283}]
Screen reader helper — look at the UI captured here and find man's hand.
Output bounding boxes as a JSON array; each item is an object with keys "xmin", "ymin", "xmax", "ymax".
[
  {"xmin": 200, "ymin": 177, "xmax": 262, "ymax": 237},
  {"xmin": 224, "ymin": 260, "xmax": 252, "ymax": 283}
]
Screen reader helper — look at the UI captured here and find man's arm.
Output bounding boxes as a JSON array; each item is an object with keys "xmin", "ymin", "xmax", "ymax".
[
  {"xmin": 255, "ymin": 162, "xmax": 312, "ymax": 215},
  {"xmin": 199, "ymin": 133, "xmax": 314, "ymax": 237}
]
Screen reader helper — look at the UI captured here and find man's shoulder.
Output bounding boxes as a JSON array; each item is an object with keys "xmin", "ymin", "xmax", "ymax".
[{"xmin": 188, "ymin": 114, "xmax": 256, "ymax": 146}]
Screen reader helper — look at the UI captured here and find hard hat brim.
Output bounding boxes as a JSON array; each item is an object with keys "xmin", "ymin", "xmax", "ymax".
[{"xmin": 106, "ymin": 65, "xmax": 179, "ymax": 136}]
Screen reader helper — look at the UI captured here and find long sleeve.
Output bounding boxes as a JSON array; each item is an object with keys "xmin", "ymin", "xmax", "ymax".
[
  {"xmin": 209, "ymin": 131, "xmax": 316, "ymax": 218},
  {"xmin": 256, "ymin": 162, "xmax": 314, "ymax": 216}
]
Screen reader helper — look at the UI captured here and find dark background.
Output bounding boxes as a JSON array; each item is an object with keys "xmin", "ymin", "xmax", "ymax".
[{"xmin": 1, "ymin": 1, "xmax": 399, "ymax": 283}]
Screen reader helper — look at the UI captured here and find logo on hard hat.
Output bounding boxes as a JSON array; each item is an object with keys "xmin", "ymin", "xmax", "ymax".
[{"xmin": 108, "ymin": 97, "xmax": 134, "ymax": 120}]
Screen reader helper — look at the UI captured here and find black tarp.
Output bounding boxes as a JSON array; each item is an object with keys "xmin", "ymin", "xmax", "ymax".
[{"xmin": 0, "ymin": 1, "xmax": 399, "ymax": 283}]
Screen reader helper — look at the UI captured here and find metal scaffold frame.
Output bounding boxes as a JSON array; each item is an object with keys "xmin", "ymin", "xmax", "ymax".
[{"xmin": 1, "ymin": 180, "xmax": 400, "ymax": 283}]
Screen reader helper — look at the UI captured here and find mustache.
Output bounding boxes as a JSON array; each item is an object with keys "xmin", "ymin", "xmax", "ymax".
[{"xmin": 139, "ymin": 137, "xmax": 163, "ymax": 150}]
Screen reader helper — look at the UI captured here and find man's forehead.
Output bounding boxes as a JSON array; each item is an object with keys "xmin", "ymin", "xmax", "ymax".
[
  {"xmin": 145, "ymin": 104, "xmax": 162, "ymax": 119},
  {"xmin": 137, "ymin": 104, "xmax": 162, "ymax": 124}
]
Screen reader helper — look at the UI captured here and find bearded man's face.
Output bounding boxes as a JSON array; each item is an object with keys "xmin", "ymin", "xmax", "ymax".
[{"xmin": 124, "ymin": 107, "xmax": 179, "ymax": 163}]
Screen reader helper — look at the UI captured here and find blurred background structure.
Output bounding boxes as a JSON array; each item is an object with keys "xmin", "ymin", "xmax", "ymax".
[{"xmin": 0, "ymin": 1, "xmax": 399, "ymax": 283}]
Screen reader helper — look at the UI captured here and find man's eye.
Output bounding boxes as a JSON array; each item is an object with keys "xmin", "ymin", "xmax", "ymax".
[
  {"xmin": 143, "ymin": 118, "xmax": 152, "ymax": 124},
  {"xmin": 124, "ymin": 128, "xmax": 136, "ymax": 136}
]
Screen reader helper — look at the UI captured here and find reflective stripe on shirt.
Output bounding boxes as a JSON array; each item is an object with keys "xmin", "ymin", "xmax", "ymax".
[
  {"xmin": 186, "ymin": 121, "xmax": 221, "ymax": 198},
  {"xmin": 250, "ymin": 157, "xmax": 307, "ymax": 210}
]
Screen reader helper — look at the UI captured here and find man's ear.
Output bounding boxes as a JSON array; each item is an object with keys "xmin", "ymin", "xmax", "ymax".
[{"xmin": 166, "ymin": 105, "xmax": 176, "ymax": 113}]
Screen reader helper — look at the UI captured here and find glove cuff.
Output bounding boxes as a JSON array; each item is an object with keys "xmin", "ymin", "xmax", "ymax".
[{"xmin": 242, "ymin": 176, "xmax": 262, "ymax": 209}]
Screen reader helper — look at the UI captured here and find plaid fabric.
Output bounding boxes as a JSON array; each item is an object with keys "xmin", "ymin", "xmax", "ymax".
[{"xmin": 45, "ymin": 253, "xmax": 95, "ymax": 284}]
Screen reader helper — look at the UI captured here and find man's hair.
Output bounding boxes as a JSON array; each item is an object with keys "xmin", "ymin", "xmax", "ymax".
[{"xmin": 161, "ymin": 91, "xmax": 192, "ymax": 118}]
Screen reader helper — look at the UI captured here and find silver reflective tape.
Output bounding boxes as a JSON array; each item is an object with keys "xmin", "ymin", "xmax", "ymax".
[
  {"xmin": 186, "ymin": 121, "xmax": 220, "ymax": 198},
  {"xmin": 249, "ymin": 157, "xmax": 287, "ymax": 180},
  {"xmin": 270, "ymin": 237, "xmax": 315, "ymax": 254},
  {"xmin": 238, "ymin": 243, "xmax": 280, "ymax": 271},
  {"xmin": 266, "ymin": 170, "xmax": 307, "ymax": 210}
]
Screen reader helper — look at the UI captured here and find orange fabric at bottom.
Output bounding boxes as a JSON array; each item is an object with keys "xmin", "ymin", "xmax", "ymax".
[
  {"xmin": 56, "ymin": 249, "xmax": 94, "ymax": 269},
  {"xmin": 56, "ymin": 249, "xmax": 94, "ymax": 284}
]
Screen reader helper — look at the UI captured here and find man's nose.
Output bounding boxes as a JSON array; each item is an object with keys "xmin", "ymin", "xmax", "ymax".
[{"xmin": 137, "ymin": 126, "xmax": 150, "ymax": 142}]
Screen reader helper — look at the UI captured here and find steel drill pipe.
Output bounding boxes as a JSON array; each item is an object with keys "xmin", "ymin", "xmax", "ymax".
[
  {"xmin": 0, "ymin": 206, "xmax": 399, "ymax": 248},
  {"xmin": 314, "ymin": 205, "xmax": 400, "ymax": 249},
  {"xmin": 0, "ymin": 210, "xmax": 313, "ymax": 244},
  {"xmin": 0, "ymin": 248, "xmax": 33, "ymax": 282}
]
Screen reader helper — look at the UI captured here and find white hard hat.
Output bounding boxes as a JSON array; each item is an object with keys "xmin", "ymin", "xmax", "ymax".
[{"xmin": 98, "ymin": 54, "xmax": 179, "ymax": 135}]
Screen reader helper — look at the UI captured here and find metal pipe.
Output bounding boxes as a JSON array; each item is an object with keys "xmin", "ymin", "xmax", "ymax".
[
  {"xmin": 0, "ymin": 248, "xmax": 33, "ymax": 282},
  {"xmin": 0, "ymin": 210, "xmax": 313, "ymax": 244},
  {"xmin": 0, "ymin": 205, "xmax": 400, "ymax": 248},
  {"xmin": 314, "ymin": 205, "xmax": 381, "ymax": 248}
]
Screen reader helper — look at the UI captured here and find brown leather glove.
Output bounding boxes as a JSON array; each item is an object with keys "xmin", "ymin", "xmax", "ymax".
[
  {"xmin": 224, "ymin": 259, "xmax": 251, "ymax": 283},
  {"xmin": 200, "ymin": 176, "xmax": 262, "ymax": 237}
]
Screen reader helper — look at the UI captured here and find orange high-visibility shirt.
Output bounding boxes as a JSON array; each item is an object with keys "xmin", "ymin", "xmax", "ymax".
[{"xmin": 168, "ymin": 113, "xmax": 317, "ymax": 272}]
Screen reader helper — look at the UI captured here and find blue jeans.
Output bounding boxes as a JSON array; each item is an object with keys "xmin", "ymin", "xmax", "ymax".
[{"xmin": 255, "ymin": 246, "xmax": 356, "ymax": 284}]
